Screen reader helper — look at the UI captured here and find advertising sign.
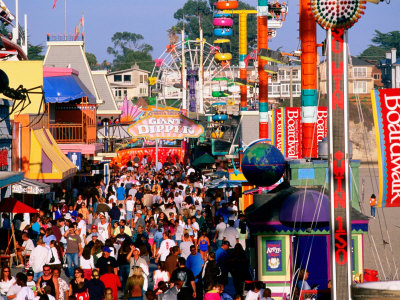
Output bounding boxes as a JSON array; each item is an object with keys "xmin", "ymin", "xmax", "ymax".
[
  {"xmin": 128, "ymin": 111, "xmax": 204, "ymax": 140},
  {"xmin": 266, "ymin": 240, "xmax": 282, "ymax": 272},
  {"xmin": 283, "ymin": 107, "xmax": 302, "ymax": 159},
  {"xmin": 316, "ymin": 106, "xmax": 328, "ymax": 142},
  {"xmin": 274, "ymin": 108, "xmax": 283, "ymax": 152},
  {"xmin": 372, "ymin": 88, "xmax": 400, "ymax": 207}
]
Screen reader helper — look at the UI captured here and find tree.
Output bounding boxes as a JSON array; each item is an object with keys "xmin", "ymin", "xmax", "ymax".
[
  {"xmin": 85, "ymin": 52, "xmax": 98, "ymax": 67},
  {"xmin": 107, "ymin": 31, "xmax": 154, "ymax": 72},
  {"xmin": 28, "ymin": 43, "xmax": 45, "ymax": 60},
  {"xmin": 359, "ymin": 30, "xmax": 400, "ymax": 62},
  {"xmin": 171, "ymin": 0, "xmax": 257, "ymax": 65}
]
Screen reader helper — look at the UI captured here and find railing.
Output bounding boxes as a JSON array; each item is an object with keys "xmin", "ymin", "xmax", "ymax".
[{"xmin": 48, "ymin": 123, "xmax": 97, "ymax": 144}]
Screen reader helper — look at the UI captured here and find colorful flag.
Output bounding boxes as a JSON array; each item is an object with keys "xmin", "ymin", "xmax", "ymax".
[
  {"xmin": 244, "ymin": 49, "xmax": 257, "ymax": 68},
  {"xmin": 52, "ymin": 0, "xmax": 57, "ymax": 9},
  {"xmin": 74, "ymin": 15, "xmax": 84, "ymax": 41}
]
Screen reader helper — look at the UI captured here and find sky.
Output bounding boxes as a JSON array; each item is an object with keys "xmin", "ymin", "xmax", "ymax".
[{"xmin": 3, "ymin": 0, "xmax": 399, "ymax": 64}]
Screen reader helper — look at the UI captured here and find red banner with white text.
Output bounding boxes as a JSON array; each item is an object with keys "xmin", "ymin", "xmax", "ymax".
[
  {"xmin": 372, "ymin": 88, "xmax": 400, "ymax": 207},
  {"xmin": 283, "ymin": 107, "xmax": 302, "ymax": 159}
]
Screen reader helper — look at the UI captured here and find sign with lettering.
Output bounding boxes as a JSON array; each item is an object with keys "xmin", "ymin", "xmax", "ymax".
[
  {"xmin": 274, "ymin": 108, "xmax": 283, "ymax": 152},
  {"xmin": 328, "ymin": 28, "xmax": 351, "ymax": 299},
  {"xmin": 283, "ymin": 107, "xmax": 302, "ymax": 159},
  {"xmin": 0, "ymin": 148, "xmax": 8, "ymax": 171},
  {"xmin": 128, "ymin": 111, "xmax": 204, "ymax": 140},
  {"xmin": 12, "ymin": 184, "xmax": 44, "ymax": 195},
  {"xmin": 317, "ymin": 107, "xmax": 328, "ymax": 142},
  {"xmin": 371, "ymin": 88, "xmax": 400, "ymax": 207},
  {"xmin": 266, "ymin": 240, "xmax": 282, "ymax": 272}
]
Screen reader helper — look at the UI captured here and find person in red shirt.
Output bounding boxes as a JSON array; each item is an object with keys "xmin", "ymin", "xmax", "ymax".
[
  {"xmin": 370, "ymin": 194, "xmax": 377, "ymax": 218},
  {"xmin": 100, "ymin": 265, "xmax": 121, "ymax": 300}
]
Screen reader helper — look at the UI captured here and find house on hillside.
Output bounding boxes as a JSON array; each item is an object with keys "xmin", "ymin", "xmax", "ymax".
[
  {"xmin": 318, "ymin": 56, "xmax": 375, "ymax": 98},
  {"xmin": 106, "ymin": 64, "xmax": 149, "ymax": 107}
]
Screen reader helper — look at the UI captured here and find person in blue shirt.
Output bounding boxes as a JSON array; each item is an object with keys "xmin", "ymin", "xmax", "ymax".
[
  {"xmin": 297, "ymin": 269, "xmax": 312, "ymax": 291},
  {"xmin": 186, "ymin": 245, "xmax": 204, "ymax": 299},
  {"xmin": 215, "ymin": 241, "xmax": 230, "ymax": 286},
  {"xmin": 186, "ymin": 245, "xmax": 204, "ymax": 282},
  {"xmin": 116, "ymin": 183, "xmax": 126, "ymax": 201},
  {"xmin": 216, "ymin": 203, "xmax": 231, "ymax": 223},
  {"xmin": 2, "ymin": 213, "xmax": 10, "ymax": 230}
]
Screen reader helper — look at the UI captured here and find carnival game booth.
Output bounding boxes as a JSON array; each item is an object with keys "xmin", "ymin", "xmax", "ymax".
[{"xmin": 245, "ymin": 184, "xmax": 369, "ymax": 300}]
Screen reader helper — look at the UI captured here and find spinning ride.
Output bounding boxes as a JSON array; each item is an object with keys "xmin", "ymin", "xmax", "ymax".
[{"xmin": 149, "ymin": 33, "xmax": 236, "ymax": 115}]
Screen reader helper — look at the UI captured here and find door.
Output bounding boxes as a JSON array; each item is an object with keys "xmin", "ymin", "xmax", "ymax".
[{"xmin": 292, "ymin": 235, "xmax": 330, "ymax": 290}]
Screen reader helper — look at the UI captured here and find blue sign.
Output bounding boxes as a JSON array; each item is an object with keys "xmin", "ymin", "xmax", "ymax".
[
  {"xmin": 266, "ymin": 240, "xmax": 282, "ymax": 272},
  {"xmin": 67, "ymin": 152, "xmax": 82, "ymax": 171}
]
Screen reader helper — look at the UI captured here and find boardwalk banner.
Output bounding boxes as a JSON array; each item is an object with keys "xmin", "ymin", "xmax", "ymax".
[
  {"xmin": 283, "ymin": 107, "xmax": 302, "ymax": 159},
  {"xmin": 371, "ymin": 88, "xmax": 400, "ymax": 207},
  {"xmin": 128, "ymin": 111, "xmax": 204, "ymax": 140},
  {"xmin": 316, "ymin": 106, "xmax": 328, "ymax": 143}
]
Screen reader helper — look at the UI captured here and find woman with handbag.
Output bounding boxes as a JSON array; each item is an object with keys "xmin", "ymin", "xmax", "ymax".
[{"xmin": 47, "ymin": 240, "xmax": 62, "ymax": 270}]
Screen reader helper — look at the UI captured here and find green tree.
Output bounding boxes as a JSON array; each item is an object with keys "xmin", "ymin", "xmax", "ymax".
[
  {"xmin": 28, "ymin": 43, "xmax": 45, "ymax": 60},
  {"xmin": 85, "ymin": 52, "xmax": 98, "ymax": 67},
  {"xmin": 107, "ymin": 31, "xmax": 154, "ymax": 72},
  {"xmin": 172, "ymin": 0, "xmax": 257, "ymax": 65},
  {"xmin": 0, "ymin": 23, "xmax": 10, "ymax": 36},
  {"xmin": 359, "ymin": 30, "xmax": 400, "ymax": 62}
]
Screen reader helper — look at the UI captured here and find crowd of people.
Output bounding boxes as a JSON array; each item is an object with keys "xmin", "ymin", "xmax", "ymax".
[{"xmin": 0, "ymin": 157, "xmax": 276, "ymax": 300}]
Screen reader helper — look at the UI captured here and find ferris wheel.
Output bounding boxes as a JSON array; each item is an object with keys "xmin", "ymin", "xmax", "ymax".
[{"xmin": 149, "ymin": 32, "xmax": 239, "ymax": 116}]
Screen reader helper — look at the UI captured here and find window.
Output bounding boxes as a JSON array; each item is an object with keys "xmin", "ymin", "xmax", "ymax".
[
  {"xmin": 144, "ymin": 75, "xmax": 148, "ymax": 82},
  {"xmin": 124, "ymin": 75, "xmax": 131, "ymax": 82},
  {"xmin": 281, "ymin": 84, "xmax": 289, "ymax": 95},
  {"xmin": 268, "ymin": 83, "xmax": 280, "ymax": 96},
  {"xmin": 292, "ymin": 83, "xmax": 301, "ymax": 94},
  {"xmin": 114, "ymin": 75, "xmax": 122, "ymax": 82},
  {"xmin": 373, "ymin": 74, "xmax": 380, "ymax": 80},
  {"xmin": 353, "ymin": 81, "xmax": 367, "ymax": 94},
  {"xmin": 140, "ymin": 75, "xmax": 144, "ymax": 83},
  {"xmin": 353, "ymin": 67, "xmax": 367, "ymax": 78},
  {"xmin": 114, "ymin": 88, "xmax": 127, "ymax": 97},
  {"xmin": 278, "ymin": 70, "xmax": 286, "ymax": 81},
  {"xmin": 292, "ymin": 69, "xmax": 299, "ymax": 80}
]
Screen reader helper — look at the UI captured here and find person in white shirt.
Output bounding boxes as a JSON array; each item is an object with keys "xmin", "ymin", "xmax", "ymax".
[
  {"xmin": 76, "ymin": 214, "xmax": 87, "ymax": 247},
  {"xmin": 0, "ymin": 267, "xmax": 15, "ymax": 298},
  {"xmin": 174, "ymin": 191, "xmax": 183, "ymax": 210},
  {"xmin": 13, "ymin": 233, "xmax": 34, "ymax": 268},
  {"xmin": 125, "ymin": 195, "xmax": 135, "ymax": 224},
  {"xmin": 15, "ymin": 273, "xmax": 34, "ymax": 300},
  {"xmin": 108, "ymin": 191, "xmax": 117, "ymax": 205},
  {"xmin": 156, "ymin": 232, "xmax": 176, "ymax": 262},
  {"xmin": 222, "ymin": 220, "xmax": 239, "ymax": 249},
  {"xmin": 245, "ymin": 281, "xmax": 265, "ymax": 300},
  {"xmin": 29, "ymin": 239, "xmax": 50, "ymax": 281},
  {"xmin": 179, "ymin": 233, "xmax": 194, "ymax": 259}
]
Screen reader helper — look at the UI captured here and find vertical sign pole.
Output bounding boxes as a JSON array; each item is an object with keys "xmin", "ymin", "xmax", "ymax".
[{"xmin": 327, "ymin": 28, "xmax": 352, "ymax": 300}]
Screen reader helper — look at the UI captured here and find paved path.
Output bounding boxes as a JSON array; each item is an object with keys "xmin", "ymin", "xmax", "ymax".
[{"xmin": 359, "ymin": 167, "xmax": 400, "ymax": 280}]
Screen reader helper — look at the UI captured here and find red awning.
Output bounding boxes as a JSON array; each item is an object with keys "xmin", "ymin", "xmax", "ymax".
[{"xmin": 0, "ymin": 198, "xmax": 38, "ymax": 214}]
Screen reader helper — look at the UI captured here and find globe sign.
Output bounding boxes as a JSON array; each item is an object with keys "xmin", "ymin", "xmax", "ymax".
[{"xmin": 242, "ymin": 142, "xmax": 286, "ymax": 187}]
